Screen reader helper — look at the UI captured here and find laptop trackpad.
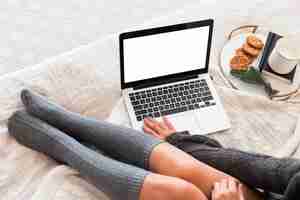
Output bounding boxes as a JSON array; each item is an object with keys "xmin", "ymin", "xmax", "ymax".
[{"xmin": 168, "ymin": 112, "xmax": 200, "ymax": 134}]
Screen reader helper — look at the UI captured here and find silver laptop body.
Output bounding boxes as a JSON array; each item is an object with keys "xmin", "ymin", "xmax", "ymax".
[{"xmin": 119, "ymin": 19, "xmax": 230, "ymax": 135}]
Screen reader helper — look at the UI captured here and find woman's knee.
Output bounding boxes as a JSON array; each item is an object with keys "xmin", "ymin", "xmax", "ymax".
[{"xmin": 140, "ymin": 173, "xmax": 207, "ymax": 200}]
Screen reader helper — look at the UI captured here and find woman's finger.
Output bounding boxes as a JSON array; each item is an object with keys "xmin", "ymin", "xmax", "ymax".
[
  {"xmin": 144, "ymin": 118, "xmax": 164, "ymax": 132},
  {"xmin": 162, "ymin": 117, "xmax": 176, "ymax": 130},
  {"xmin": 238, "ymin": 184, "xmax": 245, "ymax": 200},
  {"xmin": 143, "ymin": 125, "xmax": 161, "ymax": 138},
  {"xmin": 220, "ymin": 179, "xmax": 228, "ymax": 192},
  {"xmin": 212, "ymin": 182, "xmax": 221, "ymax": 200},
  {"xmin": 148, "ymin": 117, "xmax": 168, "ymax": 130},
  {"xmin": 228, "ymin": 179, "xmax": 237, "ymax": 193},
  {"xmin": 215, "ymin": 182, "xmax": 221, "ymax": 192}
]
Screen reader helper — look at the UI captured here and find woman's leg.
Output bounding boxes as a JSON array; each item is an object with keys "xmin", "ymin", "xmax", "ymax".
[
  {"xmin": 177, "ymin": 144, "xmax": 300, "ymax": 195},
  {"xmin": 283, "ymin": 172, "xmax": 300, "ymax": 200},
  {"xmin": 21, "ymin": 89, "xmax": 262, "ymax": 199},
  {"xmin": 21, "ymin": 89, "xmax": 163, "ymax": 170},
  {"xmin": 8, "ymin": 111, "xmax": 208, "ymax": 200}
]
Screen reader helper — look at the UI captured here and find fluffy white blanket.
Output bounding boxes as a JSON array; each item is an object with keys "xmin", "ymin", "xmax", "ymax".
[{"xmin": 1, "ymin": 2, "xmax": 300, "ymax": 199}]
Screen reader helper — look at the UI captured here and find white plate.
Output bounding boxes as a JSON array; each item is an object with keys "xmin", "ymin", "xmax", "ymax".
[
  {"xmin": 220, "ymin": 32, "xmax": 299, "ymax": 98},
  {"xmin": 220, "ymin": 33, "xmax": 268, "ymax": 96}
]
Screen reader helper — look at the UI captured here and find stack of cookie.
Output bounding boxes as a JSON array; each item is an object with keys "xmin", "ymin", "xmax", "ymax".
[{"xmin": 230, "ymin": 35, "xmax": 264, "ymax": 71}]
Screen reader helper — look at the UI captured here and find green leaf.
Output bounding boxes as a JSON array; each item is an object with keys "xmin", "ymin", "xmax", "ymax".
[{"xmin": 231, "ymin": 67, "xmax": 264, "ymax": 85}]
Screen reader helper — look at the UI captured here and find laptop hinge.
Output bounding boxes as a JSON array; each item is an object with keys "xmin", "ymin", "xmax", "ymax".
[{"xmin": 133, "ymin": 74, "xmax": 199, "ymax": 90}]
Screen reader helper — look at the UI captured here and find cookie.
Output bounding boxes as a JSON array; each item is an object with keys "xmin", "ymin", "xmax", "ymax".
[
  {"xmin": 242, "ymin": 43, "xmax": 261, "ymax": 57},
  {"xmin": 235, "ymin": 48, "xmax": 255, "ymax": 63},
  {"xmin": 246, "ymin": 35, "xmax": 264, "ymax": 49},
  {"xmin": 230, "ymin": 55, "xmax": 250, "ymax": 71}
]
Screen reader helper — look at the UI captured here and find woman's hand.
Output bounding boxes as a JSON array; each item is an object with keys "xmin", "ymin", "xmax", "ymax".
[
  {"xmin": 212, "ymin": 179, "xmax": 245, "ymax": 200},
  {"xmin": 143, "ymin": 117, "xmax": 177, "ymax": 140}
]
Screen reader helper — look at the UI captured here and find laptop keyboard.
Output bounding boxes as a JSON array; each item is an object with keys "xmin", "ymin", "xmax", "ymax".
[{"xmin": 129, "ymin": 79, "xmax": 216, "ymax": 121}]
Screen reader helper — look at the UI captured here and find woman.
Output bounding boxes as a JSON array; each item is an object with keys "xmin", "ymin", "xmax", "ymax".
[{"xmin": 8, "ymin": 89, "xmax": 299, "ymax": 200}]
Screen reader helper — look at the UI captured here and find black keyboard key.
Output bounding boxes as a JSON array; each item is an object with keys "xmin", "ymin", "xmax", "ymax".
[
  {"xmin": 130, "ymin": 96, "xmax": 135, "ymax": 101},
  {"xmin": 158, "ymin": 91, "xmax": 163, "ymax": 95},
  {"xmin": 149, "ymin": 103, "xmax": 154, "ymax": 107},
  {"xmin": 160, "ymin": 106, "xmax": 187, "ymax": 116},
  {"xmin": 132, "ymin": 101, "xmax": 139, "ymax": 106},
  {"xmin": 188, "ymin": 105, "xmax": 194, "ymax": 110},
  {"xmin": 159, "ymin": 106, "xmax": 164, "ymax": 110},
  {"xmin": 154, "ymin": 112, "xmax": 160, "ymax": 118},
  {"xmin": 129, "ymin": 93, "xmax": 134, "ymax": 96},
  {"xmin": 133, "ymin": 105, "xmax": 142, "ymax": 110},
  {"xmin": 194, "ymin": 103, "xmax": 200, "ymax": 109},
  {"xmin": 153, "ymin": 107, "xmax": 159, "ymax": 112},
  {"xmin": 136, "ymin": 95, "xmax": 141, "ymax": 100},
  {"xmin": 202, "ymin": 97, "xmax": 210, "ymax": 101},
  {"xmin": 135, "ymin": 109, "xmax": 146, "ymax": 115},
  {"xmin": 137, "ymin": 116, "xmax": 142, "ymax": 121}
]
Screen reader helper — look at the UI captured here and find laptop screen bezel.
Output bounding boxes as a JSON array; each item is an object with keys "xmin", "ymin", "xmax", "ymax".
[{"xmin": 119, "ymin": 19, "xmax": 214, "ymax": 89}]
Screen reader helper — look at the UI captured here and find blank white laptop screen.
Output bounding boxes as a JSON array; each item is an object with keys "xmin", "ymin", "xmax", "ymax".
[{"xmin": 123, "ymin": 26, "xmax": 210, "ymax": 83}]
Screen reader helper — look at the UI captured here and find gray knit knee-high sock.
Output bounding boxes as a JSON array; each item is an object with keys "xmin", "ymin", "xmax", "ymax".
[
  {"xmin": 8, "ymin": 111, "xmax": 149, "ymax": 200},
  {"xmin": 21, "ymin": 89, "xmax": 163, "ymax": 170}
]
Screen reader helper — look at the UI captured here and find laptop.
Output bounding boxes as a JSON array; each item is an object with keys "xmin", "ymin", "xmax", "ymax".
[{"xmin": 119, "ymin": 19, "xmax": 231, "ymax": 135}]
